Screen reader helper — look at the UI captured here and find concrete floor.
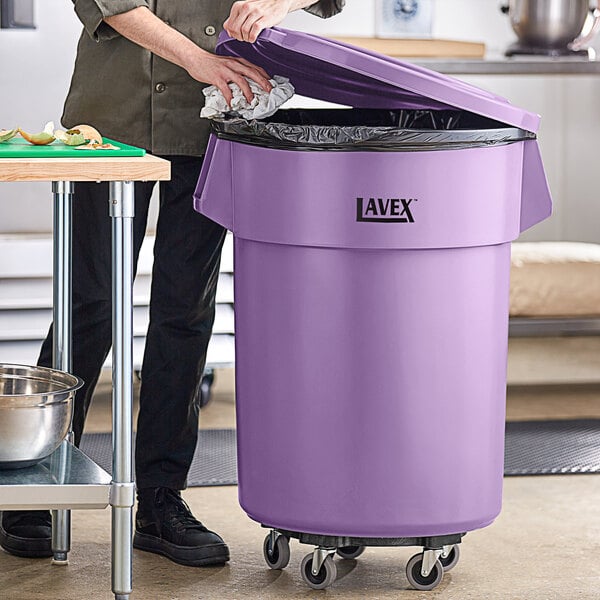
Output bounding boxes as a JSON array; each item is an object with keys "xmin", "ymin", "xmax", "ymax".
[
  {"xmin": 1, "ymin": 368, "xmax": 600, "ymax": 599},
  {"xmin": 2, "ymin": 476, "xmax": 600, "ymax": 600}
]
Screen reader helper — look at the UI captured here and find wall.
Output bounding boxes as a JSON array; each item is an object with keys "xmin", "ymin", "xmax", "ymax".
[
  {"xmin": 1, "ymin": 0, "xmax": 599, "ymax": 242},
  {"xmin": 283, "ymin": 0, "xmax": 516, "ymax": 52}
]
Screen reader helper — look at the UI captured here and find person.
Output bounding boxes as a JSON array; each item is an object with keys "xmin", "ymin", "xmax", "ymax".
[{"xmin": 0, "ymin": 0, "xmax": 344, "ymax": 567}]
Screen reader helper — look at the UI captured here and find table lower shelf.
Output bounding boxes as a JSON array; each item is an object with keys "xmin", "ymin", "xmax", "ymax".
[{"xmin": 0, "ymin": 441, "xmax": 111, "ymax": 510}]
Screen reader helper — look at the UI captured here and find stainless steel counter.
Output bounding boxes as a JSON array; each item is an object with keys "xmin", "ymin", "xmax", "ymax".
[{"xmin": 413, "ymin": 56, "xmax": 600, "ymax": 75}]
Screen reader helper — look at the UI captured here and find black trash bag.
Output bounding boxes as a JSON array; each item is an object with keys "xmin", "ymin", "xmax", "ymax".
[{"xmin": 210, "ymin": 108, "xmax": 535, "ymax": 152}]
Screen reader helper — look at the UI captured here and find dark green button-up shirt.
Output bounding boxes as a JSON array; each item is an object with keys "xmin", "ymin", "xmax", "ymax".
[{"xmin": 63, "ymin": 0, "xmax": 344, "ymax": 156}]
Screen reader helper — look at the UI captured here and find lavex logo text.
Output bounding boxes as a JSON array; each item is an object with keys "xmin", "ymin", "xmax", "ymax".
[{"xmin": 356, "ymin": 197, "xmax": 417, "ymax": 223}]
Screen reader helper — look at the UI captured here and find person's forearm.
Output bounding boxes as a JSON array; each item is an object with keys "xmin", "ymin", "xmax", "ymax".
[
  {"xmin": 104, "ymin": 6, "xmax": 272, "ymax": 104},
  {"xmin": 289, "ymin": 0, "xmax": 321, "ymax": 9},
  {"xmin": 224, "ymin": 0, "xmax": 326, "ymax": 43},
  {"xmin": 104, "ymin": 7, "xmax": 206, "ymax": 73}
]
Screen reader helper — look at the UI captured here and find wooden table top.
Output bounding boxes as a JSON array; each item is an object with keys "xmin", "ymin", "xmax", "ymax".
[{"xmin": 0, "ymin": 154, "xmax": 171, "ymax": 182}]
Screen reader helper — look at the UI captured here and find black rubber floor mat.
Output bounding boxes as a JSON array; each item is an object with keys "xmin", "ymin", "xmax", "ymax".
[
  {"xmin": 80, "ymin": 420, "xmax": 600, "ymax": 486},
  {"xmin": 505, "ymin": 419, "xmax": 600, "ymax": 475},
  {"xmin": 80, "ymin": 429, "xmax": 237, "ymax": 487}
]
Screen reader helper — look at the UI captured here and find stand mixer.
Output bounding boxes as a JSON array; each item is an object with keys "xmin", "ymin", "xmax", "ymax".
[{"xmin": 501, "ymin": 0, "xmax": 600, "ymax": 57}]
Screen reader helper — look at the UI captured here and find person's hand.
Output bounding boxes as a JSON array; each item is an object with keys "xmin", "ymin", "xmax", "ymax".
[
  {"xmin": 224, "ymin": 0, "xmax": 293, "ymax": 43},
  {"xmin": 185, "ymin": 51, "xmax": 272, "ymax": 105}
]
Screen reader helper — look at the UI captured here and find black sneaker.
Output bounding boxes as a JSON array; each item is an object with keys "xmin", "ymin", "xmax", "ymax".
[
  {"xmin": 133, "ymin": 487, "xmax": 230, "ymax": 567},
  {"xmin": 0, "ymin": 510, "xmax": 52, "ymax": 558}
]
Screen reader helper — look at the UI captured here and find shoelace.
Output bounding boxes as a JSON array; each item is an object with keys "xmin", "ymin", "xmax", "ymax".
[{"xmin": 157, "ymin": 489, "xmax": 209, "ymax": 533}]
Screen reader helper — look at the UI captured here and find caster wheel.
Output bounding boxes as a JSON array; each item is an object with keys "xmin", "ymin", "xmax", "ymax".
[
  {"xmin": 439, "ymin": 545, "xmax": 460, "ymax": 572},
  {"xmin": 336, "ymin": 545, "xmax": 365, "ymax": 560},
  {"xmin": 263, "ymin": 534, "xmax": 290, "ymax": 570},
  {"xmin": 197, "ymin": 370, "xmax": 215, "ymax": 409},
  {"xmin": 405, "ymin": 553, "xmax": 443, "ymax": 591},
  {"xmin": 301, "ymin": 554, "xmax": 337, "ymax": 590}
]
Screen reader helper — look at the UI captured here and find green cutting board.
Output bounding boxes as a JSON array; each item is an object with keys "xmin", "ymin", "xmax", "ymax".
[{"xmin": 0, "ymin": 137, "xmax": 146, "ymax": 158}]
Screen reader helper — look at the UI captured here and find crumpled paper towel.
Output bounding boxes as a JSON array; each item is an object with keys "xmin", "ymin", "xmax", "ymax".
[{"xmin": 201, "ymin": 75, "xmax": 295, "ymax": 120}]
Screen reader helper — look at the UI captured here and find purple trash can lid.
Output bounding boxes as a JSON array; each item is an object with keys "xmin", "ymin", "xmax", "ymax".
[{"xmin": 217, "ymin": 27, "xmax": 540, "ymax": 133}]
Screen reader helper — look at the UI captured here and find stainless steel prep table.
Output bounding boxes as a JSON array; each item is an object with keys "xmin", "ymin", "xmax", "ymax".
[{"xmin": 0, "ymin": 154, "xmax": 171, "ymax": 599}]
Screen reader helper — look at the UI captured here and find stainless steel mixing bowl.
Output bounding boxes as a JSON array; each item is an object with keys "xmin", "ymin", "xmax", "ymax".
[
  {"xmin": 0, "ymin": 364, "xmax": 83, "ymax": 469},
  {"xmin": 503, "ymin": 0, "xmax": 598, "ymax": 49}
]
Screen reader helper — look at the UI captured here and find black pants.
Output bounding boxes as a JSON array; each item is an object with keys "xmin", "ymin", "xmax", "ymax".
[{"xmin": 38, "ymin": 156, "xmax": 226, "ymax": 490}]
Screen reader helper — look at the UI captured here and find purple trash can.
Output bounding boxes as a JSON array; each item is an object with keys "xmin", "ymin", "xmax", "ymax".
[{"xmin": 194, "ymin": 28, "xmax": 552, "ymax": 591}]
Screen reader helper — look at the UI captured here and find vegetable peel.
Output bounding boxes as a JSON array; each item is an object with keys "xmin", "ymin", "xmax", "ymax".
[
  {"xmin": 74, "ymin": 141, "xmax": 119, "ymax": 151},
  {"xmin": 54, "ymin": 129, "xmax": 86, "ymax": 146},
  {"xmin": 19, "ymin": 121, "xmax": 56, "ymax": 146},
  {"xmin": 0, "ymin": 128, "xmax": 17, "ymax": 143},
  {"xmin": 72, "ymin": 124, "xmax": 103, "ymax": 144}
]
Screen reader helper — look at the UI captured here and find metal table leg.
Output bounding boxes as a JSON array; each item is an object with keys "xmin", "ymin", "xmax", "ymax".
[
  {"xmin": 109, "ymin": 181, "xmax": 135, "ymax": 600},
  {"xmin": 51, "ymin": 181, "xmax": 74, "ymax": 565}
]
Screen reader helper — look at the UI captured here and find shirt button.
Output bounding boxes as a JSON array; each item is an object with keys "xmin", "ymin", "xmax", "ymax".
[
  {"xmin": 155, "ymin": 83, "xmax": 166, "ymax": 93},
  {"xmin": 205, "ymin": 25, "xmax": 216, "ymax": 36}
]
